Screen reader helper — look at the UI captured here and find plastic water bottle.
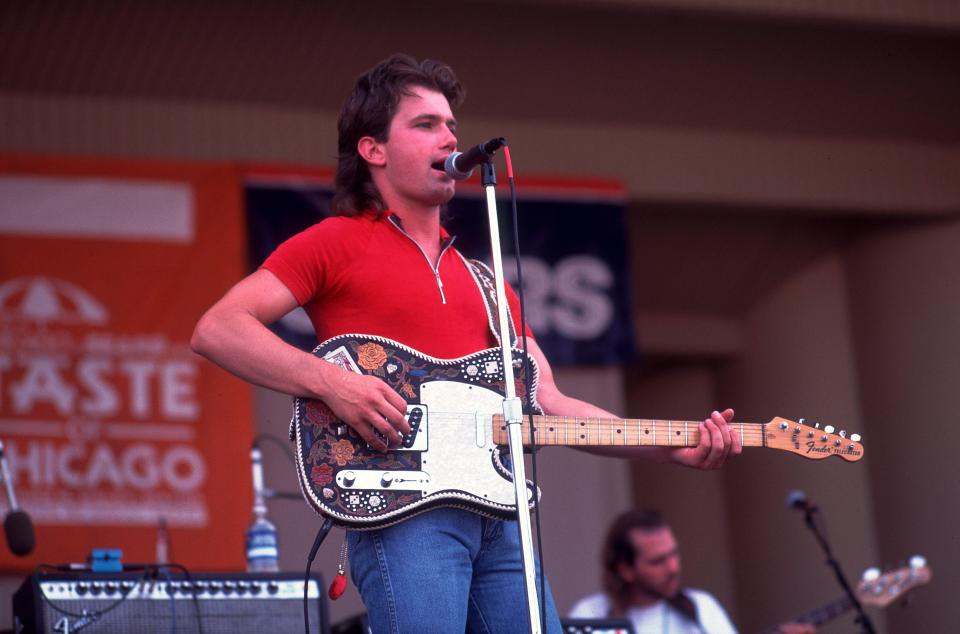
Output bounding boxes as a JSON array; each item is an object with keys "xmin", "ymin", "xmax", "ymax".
[
  {"xmin": 246, "ymin": 445, "xmax": 280, "ymax": 572},
  {"xmin": 245, "ymin": 515, "xmax": 280, "ymax": 572}
]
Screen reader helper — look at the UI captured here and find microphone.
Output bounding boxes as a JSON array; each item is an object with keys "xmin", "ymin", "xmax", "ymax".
[
  {"xmin": 250, "ymin": 443, "xmax": 267, "ymax": 511},
  {"xmin": 435, "ymin": 137, "xmax": 506, "ymax": 180},
  {"xmin": 0, "ymin": 440, "xmax": 35, "ymax": 556},
  {"xmin": 786, "ymin": 489, "xmax": 817, "ymax": 513}
]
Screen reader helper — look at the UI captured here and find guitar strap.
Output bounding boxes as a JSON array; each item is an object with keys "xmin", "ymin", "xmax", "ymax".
[
  {"xmin": 668, "ymin": 590, "xmax": 701, "ymax": 628},
  {"xmin": 459, "ymin": 254, "xmax": 519, "ymax": 349}
]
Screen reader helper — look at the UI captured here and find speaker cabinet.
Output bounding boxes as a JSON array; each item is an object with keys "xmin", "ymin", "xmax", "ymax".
[{"xmin": 12, "ymin": 571, "xmax": 328, "ymax": 634}]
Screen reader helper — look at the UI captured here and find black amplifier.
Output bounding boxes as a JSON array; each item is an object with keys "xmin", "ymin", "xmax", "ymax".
[{"xmin": 12, "ymin": 571, "xmax": 328, "ymax": 634}]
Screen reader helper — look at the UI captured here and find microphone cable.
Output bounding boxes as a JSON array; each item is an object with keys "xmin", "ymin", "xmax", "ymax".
[
  {"xmin": 304, "ymin": 518, "xmax": 334, "ymax": 634},
  {"xmin": 161, "ymin": 562, "xmax": 204, "ymax": 634},
  {"xmin": 502, "ymin": 143, "xmax": 549, "ymax": 633}
]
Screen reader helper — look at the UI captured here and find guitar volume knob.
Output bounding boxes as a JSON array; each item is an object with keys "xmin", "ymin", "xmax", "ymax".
[
  {"xmin": 342, "ymin": 471, "xmax": 356, "ymax": 487},
  {"xmin": 381, "ymin": 472, "xmax": 394, "ymax": 487}
]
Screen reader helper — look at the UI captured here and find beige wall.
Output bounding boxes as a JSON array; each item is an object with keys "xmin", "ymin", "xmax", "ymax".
[
  {"xmin": 722, "ymin": 254, "xmax": 883, "ymax": 633},
  {"xmin": 844, "ymin": 219, "xmax": 960, "ymax": 634}
]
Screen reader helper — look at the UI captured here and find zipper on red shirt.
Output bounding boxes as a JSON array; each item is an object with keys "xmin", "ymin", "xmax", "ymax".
[{"xmin": 388, "ymin": 216, "xmax": 453, "ymax": 305}]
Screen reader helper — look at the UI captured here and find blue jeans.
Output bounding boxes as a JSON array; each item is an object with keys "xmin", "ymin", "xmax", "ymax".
[{"xmin": 347, "ymin": 507, "xmax": 562, "ymax": 633}]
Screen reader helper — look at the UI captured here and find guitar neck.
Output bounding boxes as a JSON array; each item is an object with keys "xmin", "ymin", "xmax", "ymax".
[
  {"xmin": 759, "ymin": 596, "xmax": 853, "ymax": 634},
  {"xmin": 491, "ymin": 416, "xmax": 767, "ymax": 448}
]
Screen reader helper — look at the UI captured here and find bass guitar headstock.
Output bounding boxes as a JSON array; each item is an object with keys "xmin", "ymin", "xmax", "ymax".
[
  {"xmin": 857, "ymin": 556, "xmax": 931, "ymax": 607},
  {"xmin": 763, "ymin": 417, "xmax": 864, "ymax": 462}
]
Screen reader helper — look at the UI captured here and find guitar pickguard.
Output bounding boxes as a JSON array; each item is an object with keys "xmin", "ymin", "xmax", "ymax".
[{"xmin": 292, "ymin": 334, "xmax": 542, "ymax": 529}]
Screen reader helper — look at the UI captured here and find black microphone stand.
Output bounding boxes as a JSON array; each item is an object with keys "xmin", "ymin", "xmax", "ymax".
[{"xmin": 801, "ymin": 505, "xmax": 876, "ymax": 634}]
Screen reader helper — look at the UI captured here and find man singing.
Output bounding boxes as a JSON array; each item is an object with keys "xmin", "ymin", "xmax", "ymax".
[{"xmin": 192, "ymin": 53, "xmax": 741, "ymax": 634}]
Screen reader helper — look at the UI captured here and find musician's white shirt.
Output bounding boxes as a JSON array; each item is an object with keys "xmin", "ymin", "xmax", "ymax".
[{"xmin": 569, "ymin": 589, "xmax": 738, "ymax": 634}]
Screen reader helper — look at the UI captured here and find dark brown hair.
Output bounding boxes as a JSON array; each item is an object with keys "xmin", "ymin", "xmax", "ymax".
[
  {"xmin": 331, "ymin": 53, "xmax": 465, "ymax": 216},
  {"xmin": 601, "ymin": 509, "xmax": 669, "ymax": 611}
]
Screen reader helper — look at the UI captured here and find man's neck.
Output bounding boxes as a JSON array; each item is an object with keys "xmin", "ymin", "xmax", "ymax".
[
  {"xmin": 625, "ymin": 589, "xmax": 663, "ymax": 609},
  {"xmin": 391, "ymin": 206, "xmax": 444, "ymax": 263}
]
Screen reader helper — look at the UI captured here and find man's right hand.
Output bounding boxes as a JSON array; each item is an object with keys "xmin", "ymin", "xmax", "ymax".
[{"xmin": 318, "ymin": 364, "xmax": 411, "ymax": 452}]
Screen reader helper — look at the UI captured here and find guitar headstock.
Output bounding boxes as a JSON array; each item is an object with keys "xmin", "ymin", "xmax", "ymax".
[
  {"xmin": 857, "ymin": 557, "xmax": 932, "ymax": 607},
  {"xmin": 763, "ymin": 417, "xmax": 864, "ymax": 461}
]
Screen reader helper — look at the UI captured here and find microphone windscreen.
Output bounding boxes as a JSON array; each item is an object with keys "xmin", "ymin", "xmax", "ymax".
[
  {"xmin": 785, "ymin": 489, "xmax": 807, "ymax": 510},
  {"xmin": 5, "ymin": 509, "xmax": 35, "ymax": 556}
]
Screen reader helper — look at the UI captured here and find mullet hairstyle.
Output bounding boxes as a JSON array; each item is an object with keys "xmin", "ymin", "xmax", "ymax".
[
  {"xmin": 601, "ymin": 509, "xmax": 669, "ymax": 613},
  {"xmin": 332, "ymin": 53, "xmax": 465, "ymax": 216}
]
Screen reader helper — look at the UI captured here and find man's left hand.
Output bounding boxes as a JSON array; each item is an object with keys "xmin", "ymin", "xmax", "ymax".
[{"xmin": 670, "ymin": 408, "xmax": 741, "ymax": 470}]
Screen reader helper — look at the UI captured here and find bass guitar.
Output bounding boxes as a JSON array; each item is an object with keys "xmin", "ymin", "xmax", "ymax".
[
  {"xmin": 291, "ymin": 334, "xmax": 864, "ymax": 529},
  {"xmin": 759, "ymin": 558, "xmax": 931, "ymax": 633}
]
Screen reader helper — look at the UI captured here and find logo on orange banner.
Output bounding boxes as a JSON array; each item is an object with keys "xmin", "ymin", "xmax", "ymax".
[{"xmin": 0, "ymin": 156, "xmax": 251, "ymax": 571}]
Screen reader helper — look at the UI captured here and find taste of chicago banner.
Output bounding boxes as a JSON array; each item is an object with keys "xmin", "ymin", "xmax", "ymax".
[
  {"xmin": 0, "ymin": 155, "xmax": 251, "ymax": 571},
  {"xmin": 245, "ymin": 165, "xmax": 635, "ymax": 365}
]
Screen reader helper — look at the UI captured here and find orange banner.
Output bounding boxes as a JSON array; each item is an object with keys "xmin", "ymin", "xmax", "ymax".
[{"xmin": 0, "ymin": 155, "xmax": 252, "ymax": 571}]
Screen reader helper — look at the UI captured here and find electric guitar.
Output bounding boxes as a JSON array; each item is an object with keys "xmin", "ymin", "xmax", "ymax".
[
  {"xmin": 291, "ymin": 334, "xmax": 864, "ymax": 529},
  {"xmin": 759, "ymin": 558, "xmax": 931, "ymax": 633}
]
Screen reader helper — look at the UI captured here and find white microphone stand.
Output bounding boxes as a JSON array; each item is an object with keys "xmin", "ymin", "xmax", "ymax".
[{"xmin": 479, "ymin": 160, "xmax": 542, "ymax": 633}]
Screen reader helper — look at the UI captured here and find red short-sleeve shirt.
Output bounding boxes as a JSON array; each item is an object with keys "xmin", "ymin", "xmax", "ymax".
[{"xmin": 261, "ymin": 212, "xmax": 528, "ymax": 359}]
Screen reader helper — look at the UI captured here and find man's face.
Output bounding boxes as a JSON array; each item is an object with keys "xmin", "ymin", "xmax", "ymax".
[
  {"xmin": 367, "ymin": 85, "xmax": 458, "ymax": 212},
  {"xmin": 619, "ymin": 527, "xmax": 682, "ymax": 600}
]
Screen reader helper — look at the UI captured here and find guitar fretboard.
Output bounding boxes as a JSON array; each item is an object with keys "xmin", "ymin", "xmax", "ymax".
[{"xmin": 491, "ymin": 416, "xmax": 767, "ymax": 448}]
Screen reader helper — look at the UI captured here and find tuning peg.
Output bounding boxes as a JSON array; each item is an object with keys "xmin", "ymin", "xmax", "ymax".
[
  {"xmin": 798, "ymin": 418, "xmax": 806, "ymax": 425},
  {"xmin": 814, "ymin": 422, "xmax": 821, "ymax": 429},
  {"xmin": 862, "ymin": 567, "xmax": 880, "ymax": 582},
  {"xmin": 851, "ymin": 433, "xmax": 862, "ymax": 442},
  {"xmin": 824, "ymin": 425, "xmax": 835, "ymax": 434},
  {"xmin": 909, "ymin": 555, "xmax": 926, "ymax": 569},
  {"xmin": 839, "ymin": 430, "xmax": 847, "ymax": 438}
]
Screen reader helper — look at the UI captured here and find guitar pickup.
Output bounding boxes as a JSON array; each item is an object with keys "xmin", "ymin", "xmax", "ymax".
[
  {"xmin": 402, "ymin": 405, "xmax": 425, "ymax": 448},
  {"xmin": 370, "ymin": 405, "xmax": 428, "ymax": 451},
  {"xmin": 337, "ymin": 469, "xmax": 430, "ymax": 491}
]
